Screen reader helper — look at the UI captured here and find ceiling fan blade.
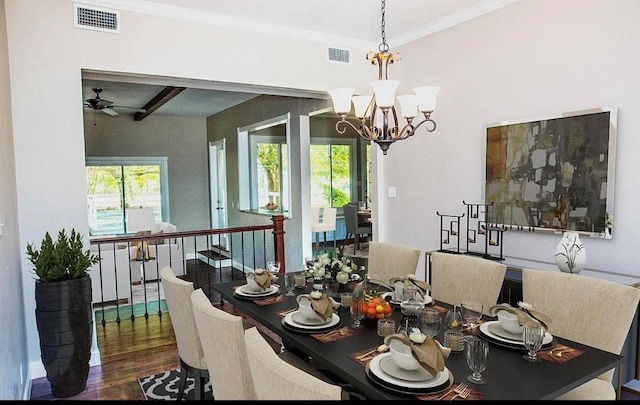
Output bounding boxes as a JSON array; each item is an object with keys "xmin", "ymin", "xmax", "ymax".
[
  {"xmin": 112, "ymin": 105, "xmax": 147, "ymax": 113},
  {"xmin": 101, "ymin": 107, "xmax": 119, "ymax": 116}
]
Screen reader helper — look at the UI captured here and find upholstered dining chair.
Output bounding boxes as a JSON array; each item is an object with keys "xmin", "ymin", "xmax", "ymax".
[
  {"xmin": 429, "ymin": 252, "xmax": 507, "ymax": 315},
  {"xmin": 191, "ymin": 288, "xmax": 257, "ymax": 400},
  {"xmin": 244, "ymin": 327, "xmax": 347, "ymax": 400},
  {"xmin": 311, "ymin": 206, "xmax": 337, "ymax": 255},
  {"xmin": 367, "ymin": 241, "xmax": 421, "ymax": 286},
  {"xmin": 522, "ymin": 269, "xmax": 640, "ymax": 400},
  {"xmin": 159, "ymin": 266, "xmax": 208, "ymax": 400},
  {"xmin": 343, "ymin": 203, "xmax": 372, "ymax": 254}
]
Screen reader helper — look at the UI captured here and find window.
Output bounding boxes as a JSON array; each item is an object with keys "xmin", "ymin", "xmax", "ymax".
[
  {"xmin": 310, "ymin": 138, "xmax": 356, "ymax": 208},
  {"xmin": 238, "ymin": 114, "xmax": 291, "ymax": 214},
  {"xmin": 86, "ymin": 157, "xmax": 169, "ymax": 236}
]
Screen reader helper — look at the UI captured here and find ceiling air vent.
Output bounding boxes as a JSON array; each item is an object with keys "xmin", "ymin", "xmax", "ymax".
[
  {"xmin": 328, "ymin": 47, "xmax": 350, "ymax": 64},
  {"xmin": 74, "ymin": 3, "xmax": 119, "ymax": 33}
]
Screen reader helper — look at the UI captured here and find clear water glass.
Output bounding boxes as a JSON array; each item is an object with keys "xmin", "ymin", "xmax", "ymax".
[
  {"xmin": 465, "ymin": 336, "xmax": 489, "ymax": 384},
  {"xmin": 444, "ymin": 305, "xmax": 464, "ymax": 330},
  {"xmin": 284, "ymin": 272, "xmax": 296, "ymax": 296},
  {"xmin": 418, "ymin": 308, "xmax": 442, "ymax": 338},
  {"xmin": 350, "ymin": 296, "xmax": 365, "ymax": 329},
  {"xmin": 461, "ymin": 301, "xmax": 483, "ymax": 329},
  {"xmin": 522, "ymin": 322, "xmax": 545, "ymax": 362}
]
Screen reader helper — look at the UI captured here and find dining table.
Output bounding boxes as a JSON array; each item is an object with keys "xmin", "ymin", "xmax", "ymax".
[{"xmin": 212, "ymin": 275, "xmax": 623, "ymax": 400}]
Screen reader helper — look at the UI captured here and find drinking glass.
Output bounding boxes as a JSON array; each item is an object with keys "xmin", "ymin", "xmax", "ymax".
[
  {"xmin": 465, "ymin": 336, "xmax": 489, "ymax": 384},
  {"xmin": 418, "ymin": 308, "xmax": 442, "ymax": 338},
  {"xmin": 284, "ymin": 272, "xmax": 296, "ymax": 296},
  {"xmin": 461, "ymin": 301, "xmax": 483, "ymax": 330},
  {"xmin": 267, "ymin": 260, "xmax": 281, "ymax": 275},
  {"xmin": 350, "ymin": 296, "xmax": 365, "ymax": 329},
  {"xmin": 444, "ymin": 305, "xmax": 464, "ymax": 330},
  {"xmin": 522, "ymin": 322, "xmax": 546, "ymax": 362}
]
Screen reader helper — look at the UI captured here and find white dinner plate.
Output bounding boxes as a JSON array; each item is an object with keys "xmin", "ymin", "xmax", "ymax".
[
  {"xmin": 369, "ymin": 353, "xmax": 449, "ymax": 389},
  {"xmin": 488, "ymin": 322, "xmax": 523, "ymax": 342},
  {"xmin": 291, "ymin": 310, "xmax": 332, "ymax": 326},
  {"xmin": 234, "ymin": 284, "xmax": 278, "ymax": 298},
  {"xmin": 284, "ymin": 311, "xmax": 340, "ymax": 330},
  {"xmin": 480, "ymin": 321, "xmax": 553, "ymax": 346},
  {"xmin": 378, "ymin": 354, "xmax": 436, "ymax": 382},
  {"xmin": 381, "ymin": 292, "xmax": 433, "ymax": 306}
]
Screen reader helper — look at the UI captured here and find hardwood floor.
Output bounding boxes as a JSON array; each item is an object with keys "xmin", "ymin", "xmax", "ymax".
[
  {"xmin": 28, "ymin": 258, "xmax": 640, "ymax": 400},
  {"xmin": 29, "ymin": 259, "xmax": 280, "ymax": 400}
]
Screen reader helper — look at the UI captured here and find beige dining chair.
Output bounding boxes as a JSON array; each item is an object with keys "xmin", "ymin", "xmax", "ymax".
[
  {"xmin": 522, "ymin": 269, "xmax": 640, "ymax": 400},
  {"xmin": 244, "ymin": 327, "xmax": 348, "ymax": 400},
  {"xmin": 159, "ymin": 267, "xmax": 208, "ymax": 400},
  {"xmin": 366, "ymin": 241, "xmax": 421, "ymax": 286},
  {"xmin": 430, "ymin": 252, "xmax": 507, "ymax": 315},
  {"xmin": 191, "ymin": 288, "xmax": 258, "ymax": 400}
]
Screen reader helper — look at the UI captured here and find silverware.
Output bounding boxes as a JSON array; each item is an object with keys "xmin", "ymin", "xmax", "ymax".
[
  {"xmin": 450, "ymin": 384, "xmax": 472, "ymax": 400},
  {"xmin": 437, "ymin": 382, "xmax": 468, "ymax": 400}
]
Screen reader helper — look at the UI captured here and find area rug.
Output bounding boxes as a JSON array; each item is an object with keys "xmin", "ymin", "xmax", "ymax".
[
  {"xmin": 94, "ymin": 299, "xmax": 168, "ymax": 323},
  {"xmin": 138, "ymin": 369, "xmax": 213, "ymax": 400}
]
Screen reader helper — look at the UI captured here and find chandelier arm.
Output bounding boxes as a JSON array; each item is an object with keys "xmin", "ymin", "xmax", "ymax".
[
  {"xmin": 335, "ymin": 119, "xmax": 375, "ymax": 142},
  {"xmin": 411, "ymin": 117, "xmax": 437, "ymax": 133},
  {"xmin": 394, "ymin": 124, "xmax": 415, "ymax": 140}
]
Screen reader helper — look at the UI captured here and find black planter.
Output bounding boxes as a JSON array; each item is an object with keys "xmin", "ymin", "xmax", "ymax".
[{"xmin": 35, "ymin": 276, "xmax": 93, "ymax": 398}]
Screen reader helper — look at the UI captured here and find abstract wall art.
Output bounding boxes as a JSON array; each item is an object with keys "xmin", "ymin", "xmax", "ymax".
[{"xmin": 484, "ymin": 107, "xmax": 617, "ymax": 239}]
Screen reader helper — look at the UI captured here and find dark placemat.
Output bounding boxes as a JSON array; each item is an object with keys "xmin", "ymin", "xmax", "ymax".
[
  {"xmin": 253, "ymin": 294, "xmax": 288, "ymax": 306},
  {"xmin": 416, "ymin": 382, "xmax": 483, "ymax": 400},
  {"xmin": 349, "ymin": 346, "xmax": 387, "ymax": 366}
]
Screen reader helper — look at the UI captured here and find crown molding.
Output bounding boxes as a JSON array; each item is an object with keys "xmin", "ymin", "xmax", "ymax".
[{"xmin": 72, "ymin": 0, "xmax": 520, "ymax": 51}]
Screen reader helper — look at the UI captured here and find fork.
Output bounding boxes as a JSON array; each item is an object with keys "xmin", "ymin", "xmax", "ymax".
[
  {"xmin": 450, "ymin": 384, "xmax": 472, "ymax": 400},
  {"xmin": 436, "ymin": 382, "xmax": 468, "ymax": 400}
]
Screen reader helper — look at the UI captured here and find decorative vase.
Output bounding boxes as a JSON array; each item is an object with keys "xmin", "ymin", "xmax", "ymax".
[{"xmin": 554, "ymin": 232, "xmax": 586, "ymax": 274}]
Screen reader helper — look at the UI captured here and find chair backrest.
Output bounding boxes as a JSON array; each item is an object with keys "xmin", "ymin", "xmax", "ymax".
[
  {"xmin": 190, "ymin": 288, "xmax": 257, "ymax": 400},
  {"xmin": 159, "ymin": 266, "xmax": 205, "ymax": 369},
  {"xmin": 311, "ymin": 206, "xmax": 337, "ymax": 232},
  {"xmin": 367, "ymin": 241, "xmax": 421, "ymax": 285},
  {"xmin": 430, "ymin": 252, "xmax": 507, "ymax": 315},
  {"xmin": 342, "ymin": 203, "xmax": 359, "ymax": 233},
  {"xmin": 522, "ymin": 269, "xmax": 640, "ymax": 383},
  {"xmin": 310, "ymin": 206, "xmax": 321, "ymax": 224},
  {"xmin": 244, "ymin": 327, "xmax": 343, "ymax": 400}
]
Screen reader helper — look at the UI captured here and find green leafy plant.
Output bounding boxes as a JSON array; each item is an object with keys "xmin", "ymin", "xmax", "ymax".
[{"xmin": 26, "ymin": 228, "xmax": 101, "ymax": 282}]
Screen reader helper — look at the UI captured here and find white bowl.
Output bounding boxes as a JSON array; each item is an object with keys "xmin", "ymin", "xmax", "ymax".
[
  {"xmin": 497, "ymin": 310, "xmax": 524, "ymax": 335},
  {"xmin": 296, "ymin": 295, "xmax": 324, "ymax": 322},
  {"xmin": 386, "ymin": 338, "xmax": 422, "ymax": 372},
  {"xmin": 246, "ymin": 272, "xmax": 266, "ymax": 292}
]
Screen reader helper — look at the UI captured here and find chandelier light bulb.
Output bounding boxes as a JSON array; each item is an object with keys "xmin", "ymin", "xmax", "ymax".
[
  {"xmin": 413, "ymin": 86, "xmax": 441, "ymax": 113},
  {"xmin": 328, "ymin": 88, "xmax": 355, "ymax": 115},
  {"xmin": 352, "ymin": 95, "xmax": 373, "ymax": 119}
]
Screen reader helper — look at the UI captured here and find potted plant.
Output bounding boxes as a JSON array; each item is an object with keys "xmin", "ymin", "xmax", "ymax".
[{"xmin": 26, "ymin": 228, "xmax": 100, "ymax": 398}]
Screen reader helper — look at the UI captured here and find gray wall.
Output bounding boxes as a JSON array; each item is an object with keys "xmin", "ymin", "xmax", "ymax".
[{"xmin": 84, "ymin": 113, "xmax": 210, "ymax": 232}]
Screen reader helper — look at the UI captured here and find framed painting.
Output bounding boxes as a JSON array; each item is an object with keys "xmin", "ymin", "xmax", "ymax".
[{"xmin": 484, "ymin": 106, "xmax": 617, "ymax": 239}]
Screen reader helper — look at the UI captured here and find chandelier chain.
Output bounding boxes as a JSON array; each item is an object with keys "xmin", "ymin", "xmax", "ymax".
[{"xmin": 379, "ymin": 0, "xmax": 389, "ymax": 53}]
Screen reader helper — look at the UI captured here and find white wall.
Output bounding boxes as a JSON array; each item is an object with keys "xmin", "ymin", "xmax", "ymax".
[
  {"xmin": 381, "ymin": 0, "xmax": 640, "ymax": 284},
  {"xmin": 0, "ymin": 0, "xmax": 29, "ymax": 398},
  {"xmin": 4, "ymin": 0, "xmax": 370, "ymax": 380}
]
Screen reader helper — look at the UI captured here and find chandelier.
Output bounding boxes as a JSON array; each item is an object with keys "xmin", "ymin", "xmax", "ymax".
[{"xmin": 328, "ymin": 0, "xmax": 441, "ymax": 155}]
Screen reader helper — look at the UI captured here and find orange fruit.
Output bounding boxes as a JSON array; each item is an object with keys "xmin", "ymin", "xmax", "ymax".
[
  {"xmin": 376, "ymin": 313, "xmax": 385, "ymax": 319},
  {"xmin": 366, "ymin": 307, "xmax": 377, "ymax": 318},
  {"xmin": 383, "ymin": 305, "xmax": 392, "ymax": 315},
  {"xmin": 375, "ymin": 304, "xmax": 384, "ymax": 314}
]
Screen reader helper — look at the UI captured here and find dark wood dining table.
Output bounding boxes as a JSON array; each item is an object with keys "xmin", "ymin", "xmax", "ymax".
[{"xmin": 212, "ymin": 276, "xmax": 623, "ymax": 400}]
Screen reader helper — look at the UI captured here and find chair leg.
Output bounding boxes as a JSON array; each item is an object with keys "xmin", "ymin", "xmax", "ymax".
[{"xmin": 193, "ymin": 369, "xmax": 204, "ymax": 401}]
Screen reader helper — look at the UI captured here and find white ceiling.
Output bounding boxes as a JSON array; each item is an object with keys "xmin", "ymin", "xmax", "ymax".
[{"xmin": 81, "ymin": 0, "xmax": 518, "ymax": 118}]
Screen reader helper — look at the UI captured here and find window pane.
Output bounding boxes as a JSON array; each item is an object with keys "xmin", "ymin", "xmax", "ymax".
[
  {"xmin": 87, "ymin": 163, "xmax": 162, "ymax": 236},
  {"xmin": 330, "ymin": 145, "xmax": 351, "ymax": 208},
  {"xmin": 256, "ymin": 143, "xmax": 282, "ymax": 208},
  {"xmin": 310, "ymin": 145, "xmax": 330, "ymax": 206}
]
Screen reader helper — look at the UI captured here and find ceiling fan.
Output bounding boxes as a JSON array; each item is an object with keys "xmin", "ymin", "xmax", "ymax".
[{"xmin": 84, "ymin": 88, "xmax": 146, "ymax": 116}]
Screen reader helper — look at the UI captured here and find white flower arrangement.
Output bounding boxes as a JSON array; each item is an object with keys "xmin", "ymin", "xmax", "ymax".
[
  {"xmin": 310, "ymin": 246, "xmax": 356, "ymax": 285},
  {"xmin": 409, "ymin": 327, "xmax": 427, "ymax": 344},
  {"xmin": 310, "ymin": 290, "xmax": 323, "ymax": 299}
]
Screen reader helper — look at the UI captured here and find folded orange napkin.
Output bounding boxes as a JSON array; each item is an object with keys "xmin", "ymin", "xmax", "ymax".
[
  {"xmin": 385, "ymin": 331, "xmax": 450, "ymax": 377},
  {"xmin": 488, "ymin": 303, "xmax": 552, "ymax": 331},
  {"xmin": 254, "ymin": 269, "xmax": 275, "ymax": 290},
  {"xmin": 310, "ymin": 293, "xmax": 334, "ymax": 322}
]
